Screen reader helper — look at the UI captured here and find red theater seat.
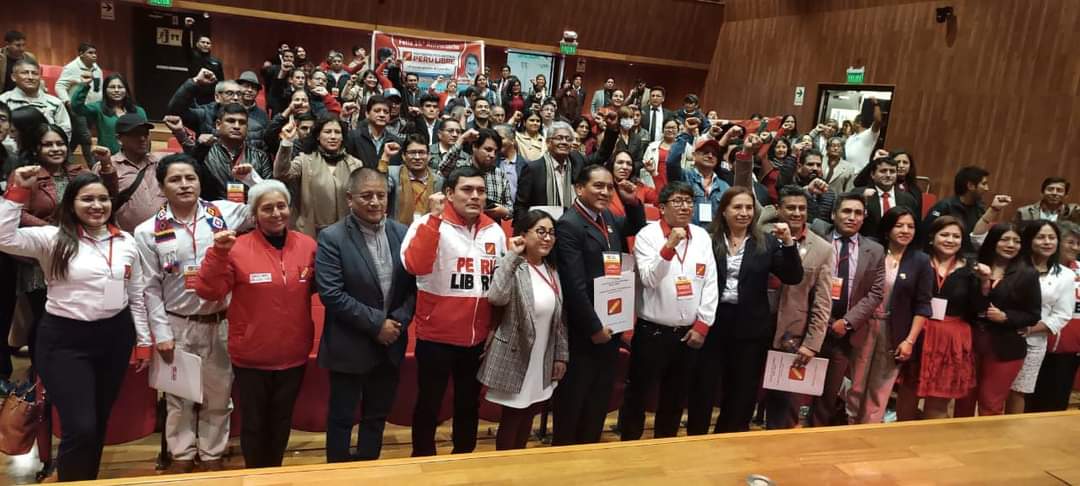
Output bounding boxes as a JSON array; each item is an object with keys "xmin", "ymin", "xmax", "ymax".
[
  {"xmin": 922, "ymin": 193, "xmax": 938, "ymax": 219},
  {"xmin": 607, "ymin": 347, "xmax": 631, "ymax": 412}
]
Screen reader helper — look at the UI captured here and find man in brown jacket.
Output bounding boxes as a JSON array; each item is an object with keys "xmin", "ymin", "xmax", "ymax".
[
  {"xmin": 763, "ymin": 185, "xmax": 836, "ymax": 429},
  {"xmin": 1013, "ymin": 176, "xmax": 1080, "ymax": 224}
]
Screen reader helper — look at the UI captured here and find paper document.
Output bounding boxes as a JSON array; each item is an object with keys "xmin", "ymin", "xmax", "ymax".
[
  {"xmin": 150, "ymin": 349, "xmax": 204, "ymax": 403},
  {"xmin": 594, "ymin": 272, "xmax": 636, "ymax": 334},
  {"xmin": 762, "ymin": 350, "xmax": 828, "ymax": 397}
]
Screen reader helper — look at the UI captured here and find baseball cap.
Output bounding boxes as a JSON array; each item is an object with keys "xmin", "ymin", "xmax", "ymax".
[
  {"xmin": 693, "ymin": 137, "xmax": 721, "ymax": 155},
  {"xmin": 116, "ymin": 113, "xmax": 154, "ymax": 135},
  {"xmin": 237, "ymin": 71, "xmax": 261, "ymax": 89},
  {"xmin": 383, "ymin": 88, "xmax": 402, "ymax": 101}
]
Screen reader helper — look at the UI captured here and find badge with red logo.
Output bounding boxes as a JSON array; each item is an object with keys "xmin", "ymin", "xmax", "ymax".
[
  {"xmin": 485, "ymin": 242, "xmax": 496, "ymax": 255},
  {"xmin": 695, "ymin": 263, "xmax": 706, "ymax": 278},
  {"xmin": 123, "ymin": 264, "xmax": 132, "ymax": 280},
  {"xmin": 607, "ymin": 298, "xmax": 622, "ymax": 316}
]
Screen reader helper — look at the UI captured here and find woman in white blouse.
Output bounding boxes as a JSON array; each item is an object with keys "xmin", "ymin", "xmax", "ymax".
[
  {"xmin": 0, "ymin": 166, "xmax": 152, "ymax": 482},
  {"xmin": 1006, "ymin": 221, "xmax": 1074, "ymax": 414}
]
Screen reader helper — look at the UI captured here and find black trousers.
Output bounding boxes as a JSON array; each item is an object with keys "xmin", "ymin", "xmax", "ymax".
[
  {"xmin": 0, "ymin": 254, "xmax": 16, "ymax": 380},
  {"xmin": 1027, "ymin": 352, "xmax": 1080, "ymax": 413},
  {"xmin": 811, "ymin": 334, "xmax": 853, "ymax": 427},
  {"xmin": 36, "ymin": 310, "xmax": 135, "ymax": 482},
  {"xmin": 686, "ymin": 329, "xmax": 771, "ymax": 435},
  {"xmin": 411, "ymin": 339, "xmax": 483, "ymax": 456},
  {"xmin": 325, "ymin": 362, "xmax": 400, "ymax": 462},
  {"xmin": 232, "ymin": 364, "xmax": 305, "ymax": 468},
  {"xmin": 619, "ymin": 320, "xmax": 697, "ymax": 440},
  {"xmin": 552, "ymin": 337, "xmax": 619, "ymax": 445}
]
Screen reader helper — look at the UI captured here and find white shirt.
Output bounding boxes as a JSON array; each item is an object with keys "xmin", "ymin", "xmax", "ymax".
[
  {"xmin": 844, "ymin": 127, "xmax": 879, "ymax": 171},
  {"xmin": 876, "ymin": 186, "xmax": 896, "ymax": 216},
  {"xmin": 54, "ymin": 57, "xmax": 103, "ymax": 104},
  {"xmin": 720, "ymin": 236, "xmax": 745, "ymax": 304},
  {"xmin": 134, "ymin": 199, "xmax": 250, "ymax": 343},
  {"xmin": 647, "ymin": 105, "xmax": 664, "ymax": 141},
  {"xmin": 484, "ymin": 266, "xmax": 558, "ymax": 408},
  {"xmin": 635, "ymin": 221, "xmax": 718, "ymax": 327},
  {"xmin": 0, "ymin": 195, "xmax": 152, "ymax": 348}
]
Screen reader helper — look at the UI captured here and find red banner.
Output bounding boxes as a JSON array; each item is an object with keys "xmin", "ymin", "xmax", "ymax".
[{"xmin": 371, "ymin": 31, "xmax": 484, "ymax": 90}]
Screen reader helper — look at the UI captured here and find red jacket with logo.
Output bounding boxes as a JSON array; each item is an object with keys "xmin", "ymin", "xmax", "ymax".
[
  {"xmin": 401, "ymin": 201, "xmax": 506, "ymax": 347},
  {"xmin": 194, "ymin": 230, "xmax": 317, "ymax": 370}
]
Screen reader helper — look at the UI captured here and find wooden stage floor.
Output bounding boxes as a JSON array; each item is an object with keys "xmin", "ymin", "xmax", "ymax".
[{"xmin": 82, "ymin": 411, "xmax": 1080, "ymax": 486}]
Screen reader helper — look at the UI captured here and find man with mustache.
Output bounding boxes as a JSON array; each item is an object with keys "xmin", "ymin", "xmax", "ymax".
[{"xmin": 96, "ymin": 113, "xmax": 170, "ymax": 232}]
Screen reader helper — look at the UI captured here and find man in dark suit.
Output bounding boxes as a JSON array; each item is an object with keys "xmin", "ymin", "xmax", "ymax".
[
  {"xmin": 811, "ymin": 192, "xmax": 885, "ymax": 426},
  {"xmin": 315, "ymin": 167, "xmax": 417, "ymax": 462},
  {"xmin": 640, "ymin": 86, "xmax": 675, "ymax": 143},
  {"xmin": 858, "ymin": 155, "xmax": 919, "ymax": 239},
  {"xmin": 513, "ymin": 121, "xmax": 616, "ymax": 222},
  {"xmin": 570, "ymin": 73, "xmax": 586, "ymax": 109},
  {"xmin": 553, "ymin": 164, "xmax": 647, "ymax": 445}
]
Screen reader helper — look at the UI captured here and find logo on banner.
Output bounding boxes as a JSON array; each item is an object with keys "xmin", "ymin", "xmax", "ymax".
[{"xmin": 607, "ymin": 298, "xmax": 622, "ymax": 316}]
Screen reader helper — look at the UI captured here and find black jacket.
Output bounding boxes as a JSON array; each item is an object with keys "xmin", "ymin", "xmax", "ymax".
[
  {"xmin": 344, "ymin": 121, "xmax": 404, "ymax": 168},
  {"xmin": 712, "ymin": 235, "xmax": 803, "ymax": 341},
  {"xmin": 555, "ymin": 201, "xmax": 647, "ymax": 352},
  {"xmin": 972, "ymin": 263, "xmax": 1042, "ymax": 361},
  {"xmin": 316, "ymin": 215, "xmax": 416, "ymax": 374},
  {"xmin": 513, "ymin": 129, "xmax": 618, "ymax": 222},
  {"xmin": 858, "ymin": 187, "xmax": 920, "ymax": 240},
  {"xmin": 884, "ymin": 250, "xmax": 934, "ymax": 350}
]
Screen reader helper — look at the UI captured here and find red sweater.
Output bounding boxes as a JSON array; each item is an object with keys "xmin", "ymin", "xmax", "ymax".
[{"xmin": 193, "ymin": 230, "xmax": 317, "ymax": 370}]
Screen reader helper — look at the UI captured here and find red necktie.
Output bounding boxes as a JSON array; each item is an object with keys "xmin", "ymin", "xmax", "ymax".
[{"xmin": 882, "ymin": 192, "xmax": 891, "ymax": 214}]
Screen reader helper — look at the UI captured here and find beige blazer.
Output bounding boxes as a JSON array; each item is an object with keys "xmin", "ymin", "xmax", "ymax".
[{"xmin": 772, "ymin": 230, "xmax": 836, "ymax": 352}]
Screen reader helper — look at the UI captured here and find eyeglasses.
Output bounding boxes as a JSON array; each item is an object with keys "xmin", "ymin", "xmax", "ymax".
[
  {"xmin": 353, "ymin": 192, "xmax": 388, "ymax": 202},
  {"xmin": 405, "ymin": 150, "xmax": 429, "ymax": 158},
  {"xmin": 550, "ymin": 135, "xmax": 574, "ymax": 142},
  {"xmin": 221, "ymin": 90, "xmax": 241, "ymax": 97},
  {"xmin": 664, "ymin": 199, "xmax": 694, "ymax": 207},
  {"xmin": 531, "ymin": 228, "xmax": 556, "ymax": 239}
]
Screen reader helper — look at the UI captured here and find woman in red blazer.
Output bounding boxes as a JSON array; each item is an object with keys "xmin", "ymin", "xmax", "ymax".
[{"xmin": 193, "ymin": 179, "xmax": 317, "ymax": 469}]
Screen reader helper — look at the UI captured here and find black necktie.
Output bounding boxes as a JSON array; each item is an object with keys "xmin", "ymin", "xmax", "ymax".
[
  {"xmin": 652, "ymin": 107, "xmax": 660, "ymax": 139},
  {"xmin": 832, "ymin": 236, "xmax": 851, "ymax": 319}
]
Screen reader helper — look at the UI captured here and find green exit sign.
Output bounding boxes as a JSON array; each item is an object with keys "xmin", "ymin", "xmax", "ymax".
[
  {"xmin": 148, "ymin": 0, "xmax": 172, "ymax": 7},
  {"xmin": 846, "ymin": 67, "xmax": 865, "ymax": 84},
  {"xmin": 559, "ymin": 42, "xmax": 577, "ymax": 56}
]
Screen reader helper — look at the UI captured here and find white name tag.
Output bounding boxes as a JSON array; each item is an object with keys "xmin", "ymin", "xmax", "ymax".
[
  {"xmin": 102, "ymin": 278, "xmax": 126, "ymax": 310},
  {"xmin": 698, "ymin": 203, "xmax": 713, "ymax": 223},
  {"xmin": 249, "ymin": 273, "xmax": 272, "ymax": 284}
]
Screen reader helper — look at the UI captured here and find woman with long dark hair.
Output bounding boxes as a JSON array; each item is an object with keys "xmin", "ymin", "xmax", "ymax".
[
  {"xmin": 604, "ymin": 149, "xmax": 658, "ymax": 217},
  {"xmin": 500, "ymin": 76, "xmax": 525, "ymax": 116},
  {"xmin": 612, "ymin": 106, "xmax": 646, "ymax": 165},
  {"xmin": 891, "ymin": 150, "xmax": 922, "ymax": 215},
  {"xmin": 641, "ymin": 118, "xmax": 677, "ymax": 194},
  {"xmin": 481, "ymin": 210, "xmax": 568, "ymax": 450},
  {"xmin": 687, "ymin": 186, "xmax": 801, "ymax": 434},
  {"xmin": 761, "ymin": 137, "xmax": 794, "ymax": 204},
  {"xmin": 573, "ymin": 116, "xmax": 597, "ymax": 157},
  {"xmin": 1029, "ymin": 221, "xmax": 1080, "ymax": 412},
  {"xmin": 0, "ymin": 168, "xmax": 153, "ymax": 481},
  {"xmin": 954, "ymin": 223, "xmax": 1041, "ymax": 416},
  {"xmin": 1005, "ymin": 221, "xmax": 1073, "ymax": 414},
  {"xmin": 896, "ymin": 216, "xmax": 978, "ymax": 420},
  {"xmin": 273, "ymin": 116, "xmax": 364, "ymax": 237},
  {"xmin": 514, "ymin": 109, "xmax": 545, "ymax": 162},
  {"xmin": 847, "ymin": 207, "xmax": 933, "ymax": 423},
  {"xmin": 71, "ymin": 73, "xmax": 146, "ymax": 153}
]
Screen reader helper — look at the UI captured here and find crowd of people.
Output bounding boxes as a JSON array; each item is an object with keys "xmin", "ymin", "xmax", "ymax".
[{"xmin": 0, "ymin": 26, "xmax": 1079, "ymax": 483}]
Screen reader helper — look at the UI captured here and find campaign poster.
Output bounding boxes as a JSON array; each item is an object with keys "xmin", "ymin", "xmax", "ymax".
[{"xmin": 371, "ymin": 31, "xmax": 484, "ymax": 92}]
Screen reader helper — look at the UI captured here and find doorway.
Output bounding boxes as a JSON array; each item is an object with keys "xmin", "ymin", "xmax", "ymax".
[
  {"xmin": 813, "ymin": 83, "xmax": 895, "ymax": 148},
  {"xmin": 132, "ymin": 7, "xmax": 212, "ymax": 119}
]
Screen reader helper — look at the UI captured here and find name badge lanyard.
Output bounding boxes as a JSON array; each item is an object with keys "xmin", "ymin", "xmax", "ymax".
[
  {"xmin": 575, "ymin": 204, "xmax": 611, "ymax": 250},
  {"xmin": 530, "ymin": 263, "xmax": 560, "ymax": 297},
  {"xmin": 82, "ymin": 234, "xmax": 115, "ymax": 278}
]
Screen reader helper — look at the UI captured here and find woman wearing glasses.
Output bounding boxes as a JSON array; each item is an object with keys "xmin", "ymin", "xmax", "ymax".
[
  {"xmin": 480, "ymin": 209, "xmax": 568, "ymax": 450},
  {"xmin": 273, "ymin": 115, "xmax": 364, "ymax": 237}
]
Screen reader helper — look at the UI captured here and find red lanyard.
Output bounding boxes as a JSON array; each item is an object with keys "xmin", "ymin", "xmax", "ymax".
[
  {"xmin": 530, "ymin": 263, "xmax": 559, "ymax": 297},
  {"xmin": 180, "ymin": 220, "xmax": 199, "ymax": 256},
  {"xmin": 930, "ymin": 257, "xmax": 958, "ymax": 291},
  {"xmin": 82, "ymin": 234, "xmax": 115, "ymax": 277},
  {"xmin": 671, "ymin": 228, "xmax": 691, "ymax": 267},
  {"xmin": 574, "ymin": 203, "xmax": 611, "ymax": 249}
]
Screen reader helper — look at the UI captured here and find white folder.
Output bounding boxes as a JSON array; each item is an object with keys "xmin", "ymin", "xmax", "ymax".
[
  {"xmin": 150, "ymin": 349, "xmax": 204, "ymax": 404},
  {"xmin": 761, "ymin": 350, "xmax": 829, "ymax": 397}
]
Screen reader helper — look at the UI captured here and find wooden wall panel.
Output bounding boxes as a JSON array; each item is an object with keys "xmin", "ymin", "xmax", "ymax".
[
  {"xmin": 6, "ymin": 0, "xmax": 706, "ymax": 113},
  {"xmin": 198, "ymin": 0, "xmax": 724, "ymax": 64},
  {"xmin": 701, "ymin": 0, "xmax": 1080, "ymax": 204}
]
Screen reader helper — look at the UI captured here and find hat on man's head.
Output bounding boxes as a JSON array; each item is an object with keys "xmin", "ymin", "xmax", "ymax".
[
  {"xmin": 237, "ymin": 71, "xmax": 261, "ymax": 90},
  {"xmin": 382, "ymin": 88, "xmax": 402, "ymax": 101},
  {"xmin": 693, "ymin": 137, "xmax": 721, "ymax": 155},
  {"xmin": 116, "ymin": 113, "xmax": 153, "ymax": 135}
]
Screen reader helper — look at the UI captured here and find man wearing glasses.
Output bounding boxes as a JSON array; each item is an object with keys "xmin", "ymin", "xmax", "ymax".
[
  {"xmin": 389, "ymin": 134, "xmax": 441, "ymax": 226},
  {"xmin": 619, "ymin": 181, "xmax": 718, "ymax": 440},
  {"xmin": 513, "ymin": 121, "xmax": 616, "ymax": 222},
  {"xmin": 316, "ymin": 166, "xmax": 416, "ymax": 463},
  {"xmin": 664, "ymin": 128, "xmax": 731, "ymax": 226},
  {"xmin": 429, "ymin": 118, "xmax": 468, "ymax": 174},
  {"xmin": 166, "ymin": 69, "xmax": 244, "ymax": 139}
]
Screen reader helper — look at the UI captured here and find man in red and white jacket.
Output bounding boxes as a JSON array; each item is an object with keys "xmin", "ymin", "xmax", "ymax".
[
  {"xmin": 401, "ymin": 166, "xmax": 507, "ymax": 456},
  {"xmin": 619, "ymin": 181, "xmax": 718, "ymax": 441}
]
